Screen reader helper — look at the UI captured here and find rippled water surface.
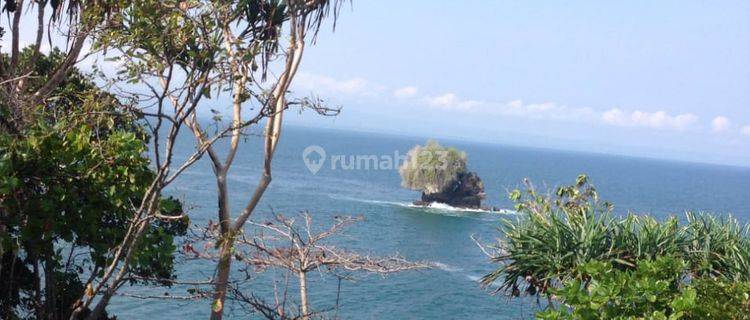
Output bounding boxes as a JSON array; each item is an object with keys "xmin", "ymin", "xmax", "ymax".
[{"xmin": 108, "ymin": 126, "xmax": 750, "ymax": 319}]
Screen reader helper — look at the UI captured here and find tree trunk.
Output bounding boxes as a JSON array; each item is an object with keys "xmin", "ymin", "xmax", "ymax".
[
  {"xmin": 210, "ymin": 171, "xmax": 233, "ymax": 320},
  {"xmin": 83, "ymin": 215, "xmax": 155, "ymax": 320},
  {"xmin": 88, "ymin": 293, "xmax": 111, "ymax": 320},
  {"xmin": 210, "ymin": 239, "xmax": 233, "ymax": 320},
  {"xmin": 32, "ymin": 254, "xmax": 43, "ymax": 318},
  {"xmin": 44, "ymin": 248, "xmax": 58, "ymax": 320},
  {"xmin": 299, "ymin": 271, "xmax": 309, "ymax": 320}
]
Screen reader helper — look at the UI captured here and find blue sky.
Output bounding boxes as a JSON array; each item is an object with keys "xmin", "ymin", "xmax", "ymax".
[
  {"xmin": 3, "ymin": 1, "xmax": 748, "ymax": 166},
  {"xmin": 285, "ymin": 1, "xmax": 750, "ymax": 167}
]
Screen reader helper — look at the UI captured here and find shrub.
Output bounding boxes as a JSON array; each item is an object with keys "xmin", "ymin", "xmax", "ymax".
[
  {"xmin": 688, "ymin": 278, "xmax": 750, "ymax": 318},
  {"xmin": 538, "ymin": 256, "xmax": 750, "ymax": 320},
  {"xmin": 482, "ymin": 175, "xmax": 617, "ymax": 296},
  {"xmin": 483, "ymin": 175, "xmax": 750, "ymax": 299},
  {"xmin": 682, "ymin": 212, "xmax": 750, "ymax": 281}
]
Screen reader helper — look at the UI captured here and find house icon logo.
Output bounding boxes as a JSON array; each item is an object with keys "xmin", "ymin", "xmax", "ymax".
[{"xmin": 302, "ymin": 145, "xmax": 326, "ymax": 174}]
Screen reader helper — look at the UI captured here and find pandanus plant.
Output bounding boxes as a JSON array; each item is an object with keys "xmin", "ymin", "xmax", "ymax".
[{"xmin": 482, "ymin": 175, "xmax": 750, "ymax": 299}]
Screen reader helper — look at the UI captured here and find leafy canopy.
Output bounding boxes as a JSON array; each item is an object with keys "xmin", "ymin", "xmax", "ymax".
[{"xmin": 0, "ymin": 49, "xmax": 186, "ymax": 320}]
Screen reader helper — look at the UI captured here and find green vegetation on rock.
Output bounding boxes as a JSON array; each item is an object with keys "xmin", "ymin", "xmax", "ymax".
[{"xmin": 398, "ymin": 140, "xmax": 468, "ymax": 194}]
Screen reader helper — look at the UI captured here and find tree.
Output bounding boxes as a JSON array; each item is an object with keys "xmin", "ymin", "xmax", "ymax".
[
  {"xmin": 0, "ymin": 2, "xmax": 195, "ymax": 319},
  {"xmin": 94, "ymin": 1, "xmax": 344, "ymax": 318},
  {"xmin": 0, "ymin": 1, "xmax": 345, "ymax": 319},
  {"xmin": 0, "ymin": 0, "xmax": 120, "ymax": 132},
  {"xmin": 0, "ymin": 50, "xmax": 187, "ymax": 320},
  {"xmin": 399, "ymin": 140, "xmax": 468, "ymax": 194},
  {"xmin": 192, "ymin": 213, "xmax": 429, "ymax": 319}
]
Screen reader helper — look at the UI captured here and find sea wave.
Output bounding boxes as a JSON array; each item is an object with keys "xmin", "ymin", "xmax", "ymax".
[
  {"xmin": 407, "ymin": 202, "xmax": 516, "ymax": 215},
  {"xmin": 433, "ymin": 262, "xmax": 464, "ymax": 273},
  {"xmin": 433, "ymin": 261, "xmax": 501, "ymax": 286},
  {"xmin": 328, "ymin": 194, "xmax": 408, "ymax": 207},
  {"xmin": 328, "ymin": 194, "xmax": 516, "ymax": 220}
]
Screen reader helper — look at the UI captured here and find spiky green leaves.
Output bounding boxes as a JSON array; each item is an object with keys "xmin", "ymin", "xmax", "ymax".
[{"xmin": 486, "ymin": 175, "xmax": 750, "ymax": 302}]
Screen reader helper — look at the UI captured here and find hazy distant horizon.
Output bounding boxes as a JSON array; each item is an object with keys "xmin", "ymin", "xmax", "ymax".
[{"xmin": 274, "ymin": 122, "xmax": 750, "ymax": 170}]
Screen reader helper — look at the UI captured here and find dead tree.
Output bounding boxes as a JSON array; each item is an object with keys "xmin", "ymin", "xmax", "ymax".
[{"xmin": 194, "ymin": 213, "xmax": 430, "ymax": 319}]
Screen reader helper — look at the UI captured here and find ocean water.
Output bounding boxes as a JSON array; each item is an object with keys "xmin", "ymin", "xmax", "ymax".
[{"xmin": 108, "ymin": 126, "xmax": 750, "ymax": 319}]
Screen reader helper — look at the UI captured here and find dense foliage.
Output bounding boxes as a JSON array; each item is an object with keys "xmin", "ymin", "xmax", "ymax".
[
  {"xmin": 483, "ymin": 175, "xmax": 750, "ymax": 319},
  {"xmin": 538, "ymin": 256, "xmax": 750, "ymax": 319},
  {"xmin": 0, "ymin": 50, "xmax": 187, "ymax": 319},
  {"xmin": 398, "ymin": 140, "xmax": 468, "ymax": 194},
  {"xmin": 0, "ymin": 0, "xmax": 126, "ymax": 134}
]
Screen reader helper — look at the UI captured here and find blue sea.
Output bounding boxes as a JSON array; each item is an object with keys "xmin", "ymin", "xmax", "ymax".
[{"xmin": 108, "ymin": 126, "xmax": 750, "ymax": 319}]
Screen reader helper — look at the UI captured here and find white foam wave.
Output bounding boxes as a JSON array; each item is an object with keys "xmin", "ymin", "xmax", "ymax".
[
  {"xmin": 328, "ymin": 195, "xmax": 408, "ymax": 207},
  {"xmin": 328, "ymin": 195, "xmax": 517, "ymax": 218},
  {"xmin": 433, "ymin": 262, "xmax": 464, "ymax": 273},
  {"xmin": 408, "ymin": 202, "xmax": 492, "ymax": 214},
  {"xmin": 432, "ymin": 262, "xmax": 497, "ymax": 286}
]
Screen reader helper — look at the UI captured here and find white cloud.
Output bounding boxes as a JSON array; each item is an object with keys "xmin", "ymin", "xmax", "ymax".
[
  {"xmin": 293, "ymin": 73, "xmax": 382, "ymax": 97},
  {"xmin": 424, "ymin": 93, "xmax": 481, "ymax": 110},
  {"xmin": 500, "ymin": 99, "xmax": 595, "ymax": 120},
  {"xmin": 601, "ymin": 108, "xmax": 698, "ymax": 130},
  {"xmin": 711, "ymin": 116, "xmax": 731, "ymax": 132},
  {"xmin": 393, "ymin": 86, "xmax": 418, "ymax": 98},
  {"xmin": 292, "ymin": 73, "xmax": 741, "ymax": 137}
]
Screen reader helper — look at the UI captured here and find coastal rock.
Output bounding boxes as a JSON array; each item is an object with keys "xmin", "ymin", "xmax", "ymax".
[{"xmin": 416, "ymin": 171, "xmax": 486, "ymax": 209}]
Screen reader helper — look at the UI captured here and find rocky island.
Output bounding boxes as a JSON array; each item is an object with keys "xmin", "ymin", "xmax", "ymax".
[{"xmin": 398, "ymin": 141, "xmax": 486, "ymax": 209}]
